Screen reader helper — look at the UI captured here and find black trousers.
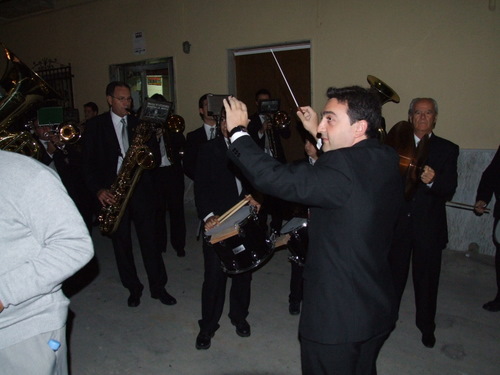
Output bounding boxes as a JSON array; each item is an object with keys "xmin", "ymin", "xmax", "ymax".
[
  {"xmin": 199, "ymin": 238, "xmax": 252, "ymax": 334},
  {"xmin": 110, "ymin": 192, "xmax": 168, "ymax": 296},
  {"xmin": 258, "ymin": 194, "xmax": 288, "ymax": 234},
  {"xmin": 300, "ymin": 330, "xmax": 391, "ymax": 375},
  {"xmin": 388, "ymin": 212, "xmax": 442, "ymax": 335},
  {"xmin": 153, "ymin": 165, "xmax": 186, "ymax": 252},
  {"xmin": 493, "ymin": 218, "xmax": 500, "ymax": 299},
  {"xmin": 289, "ymin": 261, "xmax": 304, "ymax": 304}
]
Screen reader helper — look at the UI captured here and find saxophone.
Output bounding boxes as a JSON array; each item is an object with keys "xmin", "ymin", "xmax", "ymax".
[{"xmin": 98, "ymin": 119, "xmax": 157, "ymax": 236}]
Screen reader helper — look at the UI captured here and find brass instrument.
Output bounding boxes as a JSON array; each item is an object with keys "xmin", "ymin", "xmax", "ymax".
[
  {"xmin": 367, "ymin": 75, "xmax": 400, "ymax": 142},
  {"xmin": 42, "ymin": 121, "xmax": 81, "ymax": 154},
  {"xmin": 0, "ymin": 44, "xmax": 60, "ymax": 157},
  {"xmin": 367, "ymin": 75, "xmax": 400, "ymax": 105},
  {"xmin": 98, "ymin": 119, "xmax": 157, "ymax": 235},
  {"xmin": 164, "ymin": 114, "xmax": 185, "ymax": 163},
  {"xmin": 44, "ymin": 121, "xmax": 81, "ymax": 144},
  {"xmin": 59, "ymin": 121, "xmax": 81, "ymax": 144},
  {"xmin": 264, "ymin": 110, "xmax": 290, "ymax": 160}
]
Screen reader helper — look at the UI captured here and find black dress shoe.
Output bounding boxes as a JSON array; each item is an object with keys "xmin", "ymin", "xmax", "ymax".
[
  {"xmin": 231, "ymin": 319, "xmax": 251, "ymax": 337},
  {"xmin": 176, "ymin": 249, "xmax": 186, "ymax": 257},
  {"xmin": 421, "ymin": 333, "xmax": 436, "ymax": 348},
  {"xmin": 289, "ymin": 301, "xmax": 301, "ymax": 315},
  {"xmin": 195, "ymin": 331, "xmax": 214, "ymax": 350},
  {"xmin": 152, "ymin": 290, "xmax": 177, "ymax": 305},
  {"xmin": 127, "ymin": 293, "xmax": 141, "ymax": 307},
  {"xmin": 482, "ymin": 299, "xmax": 500, "ymax": 312}
]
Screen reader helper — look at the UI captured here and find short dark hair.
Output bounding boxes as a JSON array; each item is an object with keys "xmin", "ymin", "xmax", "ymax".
[
  {"xmin": 198, "ymin": 93, "xmax": 209, "ymax": 109},
  {"xmin": 105, "ymin": 81, "xmax": 130, "ymax": 97},
  {"xmin": 255, "ymin": 88, "xmax": 271, "ymax": 100},
  {"xmin": 198, "ymin": 93, "xmax": 211, "ymax": 121},
  {"xmin": 326, "ymin": 86, "xmax": 382, "ymax": 138},
  {"xmin": 151, "ymin": 93, "xmax": 167, "ymax": 102},
  {"xmin": 83, "ymin": 101, "xmax": 98, "ymax": 113}
]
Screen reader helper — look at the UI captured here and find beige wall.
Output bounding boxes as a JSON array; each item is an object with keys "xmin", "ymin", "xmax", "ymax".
[{"xmin": 1, "ymin": 0, "xmax": 499, "ymax": 149}]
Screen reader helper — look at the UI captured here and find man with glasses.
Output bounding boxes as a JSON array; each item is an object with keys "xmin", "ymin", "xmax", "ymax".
[{"xmin": 82, "ymin": 81, "xmax": 177, "ymax": 308}]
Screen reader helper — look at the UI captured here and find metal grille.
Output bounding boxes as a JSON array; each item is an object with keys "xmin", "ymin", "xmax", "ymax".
[{"xmin": 36, "ymin": 64, "xmax": 74, "ymax": 109}]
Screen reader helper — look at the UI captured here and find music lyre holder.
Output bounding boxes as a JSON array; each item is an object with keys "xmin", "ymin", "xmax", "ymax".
[
  {"xmin": 207, "ymin": 94, "xmax": 229, "ymax": 137},
  {"xmin": 259, "ymin": 99, "xmax": 280, "ymax": 115}
]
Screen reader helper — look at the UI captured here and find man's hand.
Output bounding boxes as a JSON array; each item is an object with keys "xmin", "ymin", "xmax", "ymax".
[
  {"xmin": 223, "ymin": 96, "xmax": 250, "ymax": 133},
  {"xmin": 421, "ymin": 165, "xmax": 435, "ymax": 184},
  {"xmin": 260, "ymin": 118, "xmax": 272, "ymax": 135},
  {"xmin": 474, "ymin": 200, "xmax": 488, "ymax": 216},
  {"xmin": 97, "ymin": 189, "xmax": 116, "ymax": 207},
  {"xmin": 204, "ymin": 215, "xmax": 220, "ymax": 231},
  {"xmin": 246, "ymin": 194, "xmax": 261, "ymax": 213},
  {"xmin": 297, "ymin": 106, "xmax": 319, "ymax": 137}
]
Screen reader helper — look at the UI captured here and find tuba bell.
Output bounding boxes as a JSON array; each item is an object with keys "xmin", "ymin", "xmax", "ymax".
[
  {"xmin": 367, "ymin": 75, "xmax": 400, "ymax": 105},
  {"xmin": 0, "ymin": 43, "xmax": 61, "ymax": 157},
  {"xmin": 367, "ymin": 75, "xmax": 400, "ymax": 142}
]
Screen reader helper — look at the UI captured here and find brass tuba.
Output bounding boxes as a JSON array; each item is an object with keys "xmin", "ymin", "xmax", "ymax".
[
  {"xmin": 0, "ymin": 44, "xmax": 61, "ymax": 157},
  {"xmin": 367, "ymin": 75, "xmax": 400, "ymax": 142},
  {"xmin": 367, "ymin": 75, "xmax": 400, "ymax": 105}
]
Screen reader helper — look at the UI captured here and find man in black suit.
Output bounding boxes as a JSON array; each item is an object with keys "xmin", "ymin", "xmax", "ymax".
[
  {"xmin": 388, "ymin": 98, "xmax": 459, "ymax": 348},
  {"xmin": 474, "ymin": 145, "xmax": 500, "ymax": 312},
  {"xmin": 193, "ymin": 117, "xmax": 260, "ymax": 351},
  {"xmin": 149, "ymin": 94, "xmax": 187, "ymax": 258},
  {"xmin": 183, "ymin": 93, "xmax": 218, "ymax": 180},
  {"xmin": 223, "ymin": 87, "xmax": 403, "ymax": 375},
  {"xmin": 82, "ymin": 81, "xmax": 176, "ymax": 308}
]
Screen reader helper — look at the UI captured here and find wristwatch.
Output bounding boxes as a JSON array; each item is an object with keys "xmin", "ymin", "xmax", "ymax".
[{"xmin": 228, "ymin": 125, "xmax": 247, "ymax": 137}]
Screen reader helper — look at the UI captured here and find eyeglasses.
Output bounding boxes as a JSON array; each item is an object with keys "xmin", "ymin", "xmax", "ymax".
[{"xmin": 112, "ymin": 96, "xmax": 132, "ymax": 102}]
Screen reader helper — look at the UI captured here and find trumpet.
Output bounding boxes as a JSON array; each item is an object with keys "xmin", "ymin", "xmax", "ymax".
[{"xmin": 43, "ymin": 121, "xmax": 81, "ymax": 152}]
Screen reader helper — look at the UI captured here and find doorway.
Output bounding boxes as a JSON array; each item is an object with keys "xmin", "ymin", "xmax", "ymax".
[
  {"xmin": 109, "ymin": 57, "xmax": 175, "ymax": 114},
  {"xmin": 229, "ymin": 42, "xmax": 311, "ymax": 162}
]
